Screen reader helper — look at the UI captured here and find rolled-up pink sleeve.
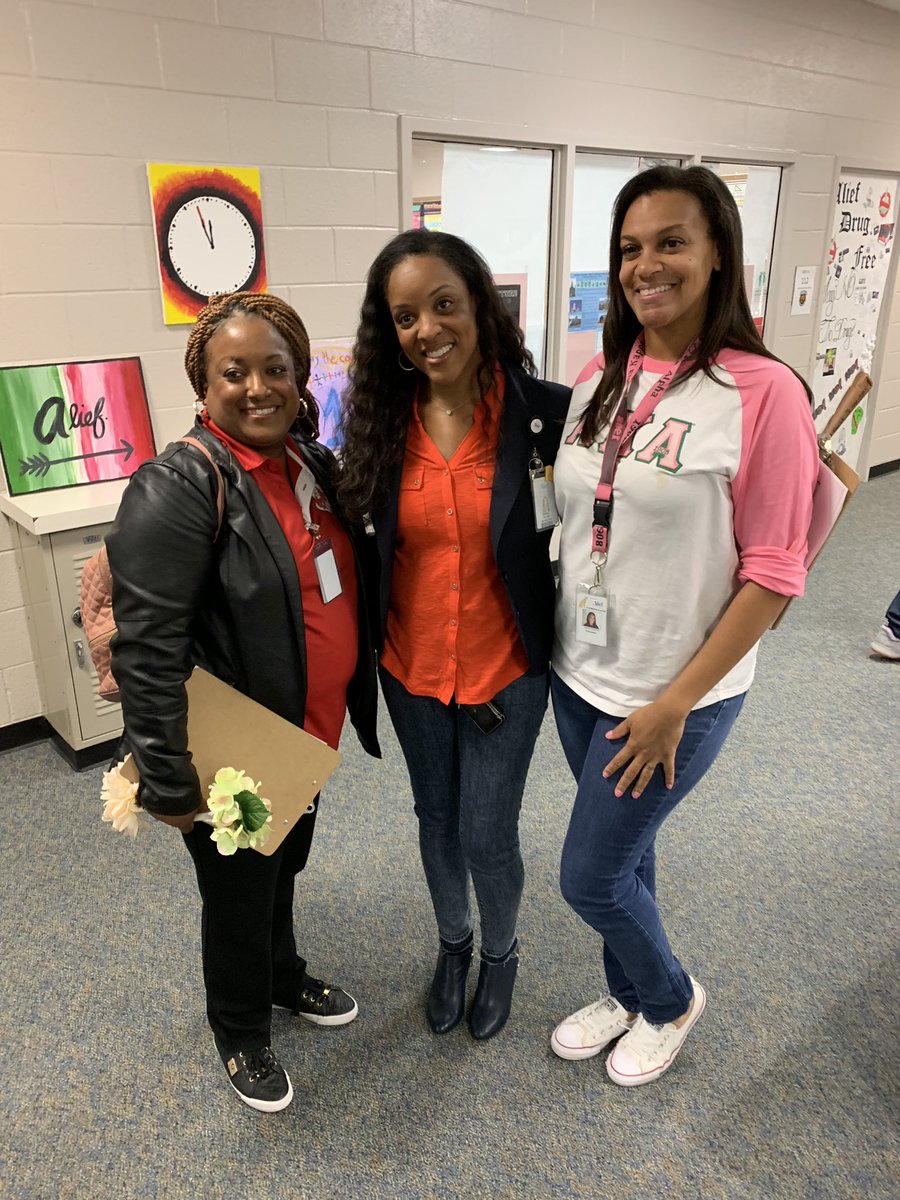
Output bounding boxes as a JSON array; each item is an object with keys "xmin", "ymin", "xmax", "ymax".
[{"xmin": 726, "ymin": 355, "xmax": 819, "ymax": 598}]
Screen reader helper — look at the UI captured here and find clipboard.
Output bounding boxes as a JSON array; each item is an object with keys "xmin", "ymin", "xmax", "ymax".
[
  {"xmin": 123, "ymin": 667, "xmax": 341, "ymax": 855},
  {"xmin": 806, "ymin": 371, "xmax": 866, "ymax": 558},
  {"xmin": 771, "ymin": 373, "xmax": 866, "ymax": 630}
]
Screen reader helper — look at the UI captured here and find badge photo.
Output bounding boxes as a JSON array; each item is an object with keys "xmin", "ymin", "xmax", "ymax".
[{"xmin": 575, "ymin": 590, "xmax": 608, "ymax": 646}]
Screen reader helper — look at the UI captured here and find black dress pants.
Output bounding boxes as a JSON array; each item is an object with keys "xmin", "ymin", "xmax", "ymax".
[{"xmin": 182, "ymin": 801, "xmax": 319, "ymax": 1053}]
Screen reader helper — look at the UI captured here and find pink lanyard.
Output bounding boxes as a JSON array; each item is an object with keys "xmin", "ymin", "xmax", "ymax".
[{"xmin": 591, "ymin": 335, "xmax": 698, "ymax": 558}]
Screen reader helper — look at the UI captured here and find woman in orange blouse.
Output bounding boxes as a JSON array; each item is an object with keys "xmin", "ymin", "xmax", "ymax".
[{"xmin": 339, "ymin": 231, "xmax": 570, "ymax": 1040}]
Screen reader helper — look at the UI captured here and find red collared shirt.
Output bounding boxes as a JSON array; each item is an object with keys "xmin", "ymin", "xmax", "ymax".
[
  {"xmin": 380, "ymin": 375, "xmax": 529, "ymax": 705},
  {"xmin": 205, "ymin": 418, "xmax": 357, "ymax": 750}
]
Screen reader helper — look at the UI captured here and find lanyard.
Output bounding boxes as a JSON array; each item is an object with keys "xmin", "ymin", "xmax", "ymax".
[
  {"xmin": 591, "ymin": 334, "xmax": 698, "ymax": 561},
  {"xmin": 285, "ymin": 445, "xmax": 344, "ymax": 603},
  {"xmin": 285, "ymin": 445, "xmax": 321, "ymax": 538}
]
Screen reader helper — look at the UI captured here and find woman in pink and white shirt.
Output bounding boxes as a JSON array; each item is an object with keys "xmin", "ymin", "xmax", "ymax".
[{"xmin": 549, "ymin": 166, "xmax": 818, "ymax": 1087}]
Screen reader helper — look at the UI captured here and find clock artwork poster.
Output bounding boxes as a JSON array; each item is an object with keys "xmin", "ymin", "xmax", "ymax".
[{"xmin": 148, "ymin": 163, "xmax": 267, "ymax": 325}]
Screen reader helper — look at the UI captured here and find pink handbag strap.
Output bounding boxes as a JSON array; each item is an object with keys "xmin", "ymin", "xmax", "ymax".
[{"xmin": 177, "ymin": 436, "xmax": 225, "ymax": 539}]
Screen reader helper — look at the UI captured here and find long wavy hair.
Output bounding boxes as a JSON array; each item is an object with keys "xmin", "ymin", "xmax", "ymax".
[
  {"xmin": 580, "ymin": 165, "xmax": 812, "ymax": 445},
  {"xmin": 337, "ymin": 229, "xmax": 535, "ymax": 523}
]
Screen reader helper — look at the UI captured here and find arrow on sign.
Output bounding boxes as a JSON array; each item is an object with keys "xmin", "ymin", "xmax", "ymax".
[{"xmin": 19, "ymin": 439, "xmax": 135, "ymax": 478}]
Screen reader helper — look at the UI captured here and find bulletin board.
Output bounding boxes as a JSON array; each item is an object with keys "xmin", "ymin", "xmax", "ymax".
[{"xmin": 813, "ymin": 172, "xmax": 898, "ymax": 472}]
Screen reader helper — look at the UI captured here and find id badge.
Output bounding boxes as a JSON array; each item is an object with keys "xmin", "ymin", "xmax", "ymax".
[
  {"xmin": 530, "ymin": 464, "xmax": 559, "ymax": 532},
  {"xmin": 575, "ymin": 582, "xmax": 608, "ymax": 646},
  {"xmin": 313, "ymin": 538, "xmax": 342, "ymax": 603}
]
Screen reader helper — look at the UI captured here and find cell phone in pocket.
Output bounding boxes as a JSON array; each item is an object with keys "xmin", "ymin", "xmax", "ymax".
[{"xmin": 461, "ymin": 700, "xmax": 505, "ymax": 735}]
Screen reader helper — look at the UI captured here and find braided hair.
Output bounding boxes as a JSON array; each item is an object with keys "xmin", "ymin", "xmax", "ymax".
[{"xmin": 184, "ymin": 291, "xmax": 320, "ymax": 440}]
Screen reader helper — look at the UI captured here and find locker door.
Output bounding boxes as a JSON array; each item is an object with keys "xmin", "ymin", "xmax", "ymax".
[{"xmin": 50, "ymin": 526, "xmax": 123, "ymax": 743}]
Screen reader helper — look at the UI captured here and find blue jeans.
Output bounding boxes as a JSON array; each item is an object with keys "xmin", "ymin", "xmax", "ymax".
[
  {"xmin": 380, "ymin": 668, "xmax": 549, "ymax": 962},
  {"xmin": 886, "ymin": 590, "xmax": 900, "ymax": 638},
  {"xmin": 551, "ymin": 670, "xmax": 745, "ymax": 1025}
]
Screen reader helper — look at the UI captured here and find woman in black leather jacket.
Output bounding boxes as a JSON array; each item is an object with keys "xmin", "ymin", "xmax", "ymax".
[{"xmin": 106, "ymin": 292, "xmax": 379, "ymax": 1113}]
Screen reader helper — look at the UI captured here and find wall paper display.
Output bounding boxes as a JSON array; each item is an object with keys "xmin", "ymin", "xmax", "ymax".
[
  {"xmin": 791, "ymin": 265, "xmax": 817, "ymax": 316},
  {"xmin": 412, "ymin": 197, "xmax": 442, "ymax": 230},
  {"xmin": 0, "ymin": 358, "xmax": 156, "ymax": 496},
  {"xmin": 148, "ymin": 163, "xmax": 267, "ymax": 325},
  {"xmin": 568, "ymin": 272, "xmax": 609, "ymax": 333},
  {"xmin": 493, "ymin": 273, "xmax": 528, "ymax": 332},
  {"xmin": 813, "ymin": 173, "xmax": 898, "ymax": 471},
  {"xmin": 309, "ymin": 338, "xmax": 354, "ymax": 450}
]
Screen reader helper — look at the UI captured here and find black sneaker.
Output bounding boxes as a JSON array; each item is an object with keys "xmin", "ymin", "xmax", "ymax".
[
  {"xmin": 217, "ymin": 1042, "xmax": 293, "ymax": 1112},
  {"xmin": 294, "ymin": 973, "xmax": 358, "ymax": 1026}
]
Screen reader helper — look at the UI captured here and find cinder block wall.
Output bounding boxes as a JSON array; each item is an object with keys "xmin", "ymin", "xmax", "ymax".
[{"xmin": 1, "ymin": 0, "xmax": 900, "ymax": 725}]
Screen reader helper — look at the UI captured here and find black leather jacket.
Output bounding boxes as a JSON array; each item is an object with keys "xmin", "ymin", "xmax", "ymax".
[{"xmin": 107, "ymin": 422, "xmax": 380, "ymax": 817}]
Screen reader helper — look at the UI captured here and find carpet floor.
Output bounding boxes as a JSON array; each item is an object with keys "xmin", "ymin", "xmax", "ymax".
[{"xmin": 1, "ymin": 471, "xmax": 897, "ymax": 1200}]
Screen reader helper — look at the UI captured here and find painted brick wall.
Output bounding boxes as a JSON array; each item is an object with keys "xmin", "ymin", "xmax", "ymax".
[
  {"xmin": 1, "ymin": 0, "xmax": 900, "ymax": 724},
  {"xmin": 873, "ymin": 262, "xmax": 900, "ymax": 467}
]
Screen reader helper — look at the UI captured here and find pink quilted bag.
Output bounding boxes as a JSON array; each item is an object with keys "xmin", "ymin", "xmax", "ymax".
[
  {"xmin": 81, "ymin": 545, "xmax": 120, "ymax": 700},
  {"xmin": 80, "ymin": 437, "xmax": 224, "ymax": 702}
]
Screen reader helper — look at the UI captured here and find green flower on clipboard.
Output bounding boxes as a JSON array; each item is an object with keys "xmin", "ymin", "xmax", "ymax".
[
  {"xmin": 206, "ymin": 767, "xmax": 273, "ymax": 855},
  {"xmin": 100, "ymin": 755, "xmax": 273, "ymax": 855}
]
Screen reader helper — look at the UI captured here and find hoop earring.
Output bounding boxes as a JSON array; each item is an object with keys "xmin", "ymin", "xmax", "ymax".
[
  {"xmin": 296, "ymin": 396, "xmax": 309, "ymax": 419},
  {"xmin": 398, "ymin": 351, "xmax": 416, "ymax": 373},
  {"xmin": 193, "ymin": 398, "xmax": 205, "ymax": 416}
]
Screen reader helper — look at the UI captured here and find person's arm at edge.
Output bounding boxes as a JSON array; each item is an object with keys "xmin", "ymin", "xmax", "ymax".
[{"xmin": 108, "ymin": 458, "xmax": 219, "ymax": 830}]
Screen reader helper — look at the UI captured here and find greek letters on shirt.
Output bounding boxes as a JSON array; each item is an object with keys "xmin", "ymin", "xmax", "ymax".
[{"xmin": 565, "ymin": 413, "xmax": 694, "ymax": 475}]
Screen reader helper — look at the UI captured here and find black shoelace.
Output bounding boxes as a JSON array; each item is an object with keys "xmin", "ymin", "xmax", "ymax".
[{"xmin": 239, "ymin": 1047, "xmax": 279, "ymax": 1082}]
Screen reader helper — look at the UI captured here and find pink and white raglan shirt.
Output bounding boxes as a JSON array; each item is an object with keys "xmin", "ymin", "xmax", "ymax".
[{"xmin": 552, "ymin": 349, "xmax": 819, "ymax": 716}]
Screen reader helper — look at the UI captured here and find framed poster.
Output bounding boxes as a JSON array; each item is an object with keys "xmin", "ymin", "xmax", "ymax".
[
  {"xmin": 568, "ymin": 271, "xmax": 609, "ymax": 333},
  {"xmin": 148, "ymin": 163, "xmax": 267, "ymax": 326},
  {"xmin": 0, "ymin": 358, "xmax": 156, "ymax": 496},
  {"xmin": 493, "ymin": 273, "xmax": 528, "ymax": 333},
  {"xmin": 813, "ymin": 173, "xmax": 898, "ymax": 471}
]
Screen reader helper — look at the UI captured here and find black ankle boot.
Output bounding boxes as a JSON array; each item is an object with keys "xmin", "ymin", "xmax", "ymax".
[
  {"xmin": 469, "ymin": 954, "xmax": 518, "ymax": 1040},
  {"xmin": 426, "ymin": 946, "xmax": 473, "ymax": 1034}
]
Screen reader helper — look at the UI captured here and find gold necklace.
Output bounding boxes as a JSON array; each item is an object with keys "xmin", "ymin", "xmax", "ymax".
[{"xmin": 429, "ymin": 394, "xmax": 478, "ymax": 417}]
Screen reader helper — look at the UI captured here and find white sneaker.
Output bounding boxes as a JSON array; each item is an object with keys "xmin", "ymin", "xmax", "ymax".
[
  {"xmin": 871, "ymin": 624, "xmax": 900, "ymax": 660},
  {"xmin": 551, "ymin": 995, "xmax": 637, "ymax": 1061},
  {"xmin": 606, "ymin": 978, "xmax": 706, "ymax": 1086}
]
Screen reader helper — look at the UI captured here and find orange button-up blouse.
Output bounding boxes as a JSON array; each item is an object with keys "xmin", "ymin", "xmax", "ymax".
[{"xmin": 380, "ymin": 375, "xmax": 529, "ymax": 705}]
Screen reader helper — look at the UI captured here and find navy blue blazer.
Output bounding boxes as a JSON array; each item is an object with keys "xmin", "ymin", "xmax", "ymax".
[{"xmin": 372, "ymin": 363, "xmax": 571, "ymax": 677}]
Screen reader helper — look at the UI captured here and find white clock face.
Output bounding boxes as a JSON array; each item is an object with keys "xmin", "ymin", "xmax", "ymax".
[{"xmin": 166, "ymin": 195, "xmax": 258, "ymax": 297}]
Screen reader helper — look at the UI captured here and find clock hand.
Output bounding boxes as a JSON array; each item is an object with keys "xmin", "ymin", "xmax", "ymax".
[{"xmin": 196, "ymin": 205, "xmax": 214, "ymax": 249}]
